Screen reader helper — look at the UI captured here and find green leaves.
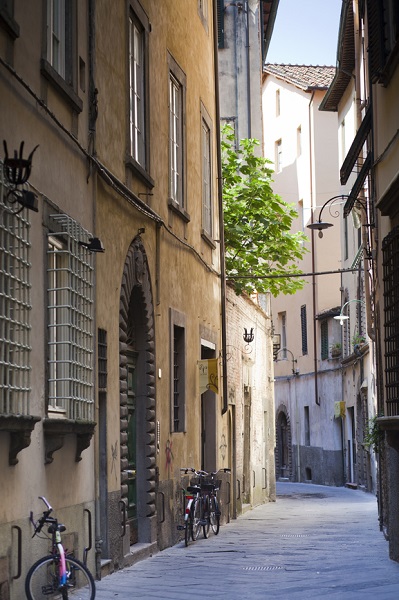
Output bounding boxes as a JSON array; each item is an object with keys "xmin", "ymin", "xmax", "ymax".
[{"xmin": 221, "ymin": 124, "xmax": 308, "ymax": 297}]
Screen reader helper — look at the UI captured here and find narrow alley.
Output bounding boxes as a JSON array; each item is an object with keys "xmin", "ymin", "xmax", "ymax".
[{"xmin": 95, "ymin": 482, "xmax": 399, "ymax": 599}]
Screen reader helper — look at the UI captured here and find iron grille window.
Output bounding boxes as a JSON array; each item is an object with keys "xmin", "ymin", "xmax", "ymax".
[
  {"xmin": 301, "ymin": 305, "xmax": 308, "ymax": 355},
  {"xmin": 47, "ymin": 214, "xmax": 94, "ymax": 420},
  {"xmin": 321, "ymin": 320, "xmax": 329, "ymax": 360},
  {"xmin": 217, "ymin": 0, "xmax": 224, "ymax": 48},
  {"xmin": 173, "ymin": 324, "xmax": 185, "ymax": 433},
  {"xmin": 0, "ymin": 161, "xmax": 31, "ymax": 415},
  {"xmin": 98, "ymin": 328, "xmax": 107, "ymax": 391},
  {"xmin": 383, "ymin": 226, "xmax": 399, "ymax": 416}
]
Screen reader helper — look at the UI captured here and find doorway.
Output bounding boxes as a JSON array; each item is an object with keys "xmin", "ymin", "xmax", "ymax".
[{"xmin": 201, "ymin": 343, "xmax": 217, "ymax": 472}]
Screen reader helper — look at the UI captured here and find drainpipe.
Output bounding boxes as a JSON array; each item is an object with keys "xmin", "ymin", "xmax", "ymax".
[
  {"xmin": 308, "ymin": 91, "xmax": 319, "ymax": 406},
  {"xmin": 213, "ymin": 0, "xmax": 228, "ymax": 418},
  {"xmin": 244, "ymin": 0, "xmax": 252, "ymax": 138},
  {"xmin": 88, "ymin": 0, "xmax": 102, "ymax": 579}
]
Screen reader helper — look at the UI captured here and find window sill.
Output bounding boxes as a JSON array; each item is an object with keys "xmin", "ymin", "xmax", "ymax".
[
  {"xmin": 40, "ymin": 59, "xmax": 83, "ymax": 114},
  {"xmin": 125, "ymin": 156, "xmax": 155, "ymax": 189},
  {"xmin": 0, "ymin": 414, "xmax": 41, "ymax": 466},
  {"xmin": 0, "ymin": 8, "xmax": 19, "ymax": 39},
  {"xmin": 168, "ymin": 198, "xmax": 190, "ymax": 223},
  {"xmin": 201, "ymin": 230, "xmax": 216, "ymax": 249},
  {"xmin": 43, "ymin": 417, "xmax": 96, "ymax": 464}
]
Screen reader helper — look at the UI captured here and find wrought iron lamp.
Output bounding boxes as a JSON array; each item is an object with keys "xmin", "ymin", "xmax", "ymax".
[
  {"xmin": 243, "ymin": 328, "xmax": 254, "ymax": 344},
  {"xmin": 334, "ymin": 299, "xmax": 365, "ymax": 326},
  {"xmin": 2, "ymin": 141, "xmax": 39, "ymax": 214},
  {"xmin": 307, "ymin": 194, "xmax": 366, "ymax": 238},
  {"xmin": 274, "ymin": 347, "xmax": 299, "ymax": 376}
]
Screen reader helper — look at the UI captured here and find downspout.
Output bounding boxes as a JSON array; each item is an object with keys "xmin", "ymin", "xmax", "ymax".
[
  {"xmin": 213, "ymin": 0, "xmax": 228, "ymax": 418},
  {"xmin": 245, "ymin": 0, "xmax": 252, "ymax": 138},
  {"xmin": 88, "ymin": 0, "xmax": 102, "ymax": 579},
  {"xmin": 308, "ymin": 91, "xmax": 319, "ymax": 405}
]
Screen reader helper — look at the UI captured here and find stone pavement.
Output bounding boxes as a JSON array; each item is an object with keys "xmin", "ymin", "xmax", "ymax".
[{"xmin": 95, "ymin": 482, "xmax": 399, "ymax": 599}]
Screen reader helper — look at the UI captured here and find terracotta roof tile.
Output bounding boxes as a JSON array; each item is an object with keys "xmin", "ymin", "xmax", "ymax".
[{"xmin": 263, "ymin": 64, "xmax": 336, "ymax": 90}]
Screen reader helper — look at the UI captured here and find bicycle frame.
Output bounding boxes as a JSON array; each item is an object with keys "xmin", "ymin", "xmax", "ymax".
[{"xmin": 29, "ymin": 496, "xmax": 68, "ymax": 589}]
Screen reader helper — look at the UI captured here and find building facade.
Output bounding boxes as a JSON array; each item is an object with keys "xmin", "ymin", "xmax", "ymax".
[
  {"xmin": 217, "ymin": 0, "xmax": 279, "ymax": 516},
  {"xmin": 0, "ymin": 0, "xmax": 230, "ymax": 595},
  {"xmin": 262, "ymin": 64, "xmax": 361, "ymax": 487}
]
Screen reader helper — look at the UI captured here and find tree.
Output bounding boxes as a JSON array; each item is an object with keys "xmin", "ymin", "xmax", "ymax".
[{"xmin": 221, "ymin": 124, "xmax": 308, "ymax": 296}]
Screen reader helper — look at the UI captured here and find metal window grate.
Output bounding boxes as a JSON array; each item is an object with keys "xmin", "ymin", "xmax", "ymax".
[
  {"xmin": 0, "ymin": 161, "xmax": 32, "ymax": 415},
  {"xmin": 321, "ymin": 320, "xmax": 329, "ymax": 360},
  {"xmin": 47, "ymin": 214, "xmax": 94, "ymax": 420},
  {"xmin": 98, "ymin": 328, "xmax": 107, "ymax": 391},
  {"xmin": 301, "ymin": 305, "xmax": 308, "ymax": 355},
  {"xmin": 383, "ymin": 227, "xmax": 399, "ymax": 416}
]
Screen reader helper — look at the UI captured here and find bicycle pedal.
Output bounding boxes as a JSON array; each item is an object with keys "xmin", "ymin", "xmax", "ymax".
[
  {"xmin": 200, "ymin": 519, "xmax": 208, "ymax": 525},
  {"xmin": 177, "ymin": 525, "xmax": 186, "ymax": 530}
]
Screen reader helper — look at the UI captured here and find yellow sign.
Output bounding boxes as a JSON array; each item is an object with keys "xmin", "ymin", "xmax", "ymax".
[
  {"xmin": 198, "ymin": 358, "xmax": 219, "ymax": 394},
  {"xmin": 334, "ymin": 401, "xmax": 346, "ymax": 418}
]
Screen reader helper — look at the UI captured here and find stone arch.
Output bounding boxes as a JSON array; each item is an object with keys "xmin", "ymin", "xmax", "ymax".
[
  {"xmin": 119, "ymin": 235, "xmax": 156, "ymax": 544},
  {"xmin": 275, "ymin": 403, "xmax": 292, "ymax": 480}
]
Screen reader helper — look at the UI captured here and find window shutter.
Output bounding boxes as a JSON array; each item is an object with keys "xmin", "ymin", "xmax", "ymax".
[
  {"xmin": 217, "ymin": 0, "xmax": 224, "ymax": 48},
  {"xmin": 367, "ymin": 0, "xmax": 385, "ymax": 82}
]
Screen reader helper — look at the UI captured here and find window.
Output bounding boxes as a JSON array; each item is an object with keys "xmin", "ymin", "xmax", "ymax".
[
  {"xmin": 321, "ymin": 320, "xmax": 329, "ymax": 360},
  {"xmin": 297, "ymin": 126, "xmax": 302, "ymax": 156},
  {"xmin": 170, "ymin": 309, "xmax": 186, "ymax": 432},
  {"xmin": 168, "ymin": 54, "xmax": 187, "ymax": 214},
  {"xmin": 301, "ymin": 305, "xmax": 308, "ymax": 355},
  {"xmin": 216, "ymin": 0, "xmax": 224, "ymax": 48},
  {"xmin": 275, "ymin": 139, "xmax": 282, "ymax": 173},
  {"xmin": 0, "ymin": 162, "xmax": 31, "ymax": 415},
  {"xmin": 368, "ymin": 0, "xmax": 399, "ymax": 84},
  {"xmin": 276, "ymin": 89, "xmax": 280, "ymax": 116},
  {"xmin": 0, "ymin": 0, "xmax": 20, "ymax": 39},
  {"xmin": 47, "ymin": 0, "xmax": 66, "ymax": 78},
  {"xmin": 383, "ymin": 227, "xmax": 399, "ymax": 416},
  {"xmin": 129, "ymin": 1, "xmax": 150, "ymax": 171},
  {"xmin": 279, "ymin": 311, "xmax": 287, "ymax": 359},
  {"xmin": 47, "ymin": 214, "xmax": 94, "ymax": 420},
  {"xmin": 42, "ymin": 0, "xmax": 82, "ymax": 112},
  {"xmin": 304, "ymin": 406, "xmax": 310, "ymax": 446},
  {"xmin": 201, "ymin": 105, "xmax": 213, "ymax": 238}
]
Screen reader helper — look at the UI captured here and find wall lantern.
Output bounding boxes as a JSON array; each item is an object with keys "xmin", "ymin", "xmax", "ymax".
[
  {"xmin": 2, "ymin": 141, "xmax": 39, "ymax": 214},
  {"xmin": 78, "ymin": 237, "xmax": 105, "ymax": 253},
  {"xmin": 272, "ymin": 333, "xmax": 281, "ymax": 359},
  {"xmin": 334, "ymin": 299, "xmax": 365, "ymax": 326},
  {"xmin": 243, "ymin": 327, "xmax": 254, "ymax": 344}
]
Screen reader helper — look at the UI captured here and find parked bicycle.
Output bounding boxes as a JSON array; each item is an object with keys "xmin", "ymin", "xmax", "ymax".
[
  {"xmin": 200, "ymin": 468, "xmax": 231, "ymax": 535},
  {"xmin": 25, "ymin": 496, "xmax": 95, "ymax": 599},
  {"xmin": 178, "ymin": 468, "xmax": 208, "ymax": 546}
]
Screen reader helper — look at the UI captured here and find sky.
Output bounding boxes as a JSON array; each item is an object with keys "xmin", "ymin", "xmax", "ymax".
[{"xmin": 266, "ymin": 0, "xmax": 343, "ymax": 66}]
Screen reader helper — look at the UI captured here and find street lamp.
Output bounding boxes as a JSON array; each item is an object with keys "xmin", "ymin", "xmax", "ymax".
[
  {"xmin": 274, "ymin": 347, "xmax": 299, "ymax": 376},
  {"xmin": 334, "ymin": 299, "xmax": 366, "ymax": 326},
  {"xmin": 307, "ymin": 194, "xmax": 366, "ymax": 238}
]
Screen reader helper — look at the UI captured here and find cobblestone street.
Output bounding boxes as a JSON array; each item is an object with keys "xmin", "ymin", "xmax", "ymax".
[{"xmin": 95, "ymin": 482, "xmax": 399, "ymax": 599}]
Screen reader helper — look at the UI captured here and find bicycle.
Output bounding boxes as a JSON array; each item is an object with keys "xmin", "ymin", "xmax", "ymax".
[
  {"xmin": 200, "ymin": 468, "xmax": 231, "ymax": 536},
  {"xmin": 25, "ymin": 496, "xmax": 96, "ymax": 599},
  {"xmin": 177, "ymin": 468, "xmax": 206, "ymax": 546}
]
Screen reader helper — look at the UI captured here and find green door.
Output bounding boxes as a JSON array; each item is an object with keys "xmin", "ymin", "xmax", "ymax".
[{"xmin": 127, "ymin": 353, "xmax": 138, "ymax": 544}]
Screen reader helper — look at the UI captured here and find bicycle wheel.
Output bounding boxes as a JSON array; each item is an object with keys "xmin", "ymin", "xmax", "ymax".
[
  {"xmin": 202, "ymin": 496, "xmax": 210, "ymax": 539},
  {"xmin": 185, "ymin": 514, "xmax": 192, "ymax": 546},
  {"xmin": 191, "ymin": 497, "xmax": 202, "ymax": 541},
  {"xmin": 25, "ymin": 554, "xmax": 95, "ymax": 599},
  {"xmin": 209, "ymin": 495, "xmax": 220, "ymax": 535}
]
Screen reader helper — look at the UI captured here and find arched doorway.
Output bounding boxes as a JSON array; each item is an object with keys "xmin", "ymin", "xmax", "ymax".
[
  {"xmin": 119, "ymin": 236, "xmax": 157, "ymax": 547},
  {"xmin": 275, "ymin": 405, "xmax": 292, "ymax": 480}
]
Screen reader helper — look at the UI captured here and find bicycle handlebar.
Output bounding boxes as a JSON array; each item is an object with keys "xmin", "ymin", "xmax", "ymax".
[{"xmin": 30, "ymin": 496, "xmax": 54, "ymax": 537}]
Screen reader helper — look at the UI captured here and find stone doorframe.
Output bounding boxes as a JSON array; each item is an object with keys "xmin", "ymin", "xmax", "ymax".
[{"xmin": 119, "ymin": 235, "xmax": 157, "ymax": 544}]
